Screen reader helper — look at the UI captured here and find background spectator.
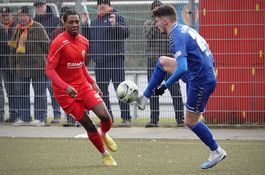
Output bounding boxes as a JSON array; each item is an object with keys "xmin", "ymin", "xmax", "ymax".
[
  {"xmin": 50, "ymin": 6, "xmax": 68, "ymax": 40},
  {"xmin": 33, "ymin": 0, "xmax": 61, "ymax": 123},
  {"xmin": 9, "ymin": 6, "xmax": 49, "ymax": 126},
  {"xmin": 90, "ymin": 0, "xmax": 131, "ymax": 126},
  {"xmin": 80, "ymin": 8, "xmax": 90, "ymax": 40},
  {"xmin": 0, "ymin": 7, "xmax": 18, "ymax": 124},
  {"xmin": 143, "ymin": 0, "xmax": 184, "ymax": 127}
]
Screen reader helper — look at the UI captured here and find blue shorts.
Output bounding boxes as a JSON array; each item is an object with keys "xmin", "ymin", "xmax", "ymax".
[{"xmin": 186, "ymin": 81, "xmax": 216, "ymax": 114}]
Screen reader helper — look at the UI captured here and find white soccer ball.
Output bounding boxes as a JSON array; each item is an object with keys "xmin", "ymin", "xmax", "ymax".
[{"xmin": 116, "ymin": 80, "xmax": 139, "ymax": 103}]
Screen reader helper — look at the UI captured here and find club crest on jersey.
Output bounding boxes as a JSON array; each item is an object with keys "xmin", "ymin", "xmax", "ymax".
[{"xmin": 82, "ymin": 50, "xmax": 85, "ymax": 58}]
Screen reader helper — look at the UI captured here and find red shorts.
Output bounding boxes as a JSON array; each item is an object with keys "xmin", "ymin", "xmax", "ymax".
[{"xmin": 54, "ymin": 84, "xmax": 103, "ymax": 121}]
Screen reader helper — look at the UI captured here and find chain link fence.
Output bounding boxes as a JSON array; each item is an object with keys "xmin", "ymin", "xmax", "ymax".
[{"xmin": 0, "ymin": 0, "xmax": 264, "ymax": 126}]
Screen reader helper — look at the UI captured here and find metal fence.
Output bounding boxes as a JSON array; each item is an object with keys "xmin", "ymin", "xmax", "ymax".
[{"xmin": 0, "ymin": 0, "xmax": 264, "ymax": 126}]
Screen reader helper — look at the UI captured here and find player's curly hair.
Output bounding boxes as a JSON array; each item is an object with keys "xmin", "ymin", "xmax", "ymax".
[
  {"xmin": 63, "ymin": 10, "xmax": 80, "ymax": 23},
  {"xmin": 152, "ymin": 4, "xmax": 178, "ymax": 22}
]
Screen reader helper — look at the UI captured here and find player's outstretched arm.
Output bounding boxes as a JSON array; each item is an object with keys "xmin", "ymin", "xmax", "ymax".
[{"xmin": 164, "ymin": 56, "xmax": 188, "ymax": 88}]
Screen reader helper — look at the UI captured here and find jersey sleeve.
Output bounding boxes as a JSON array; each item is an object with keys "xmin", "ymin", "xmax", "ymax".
[
  {"xmin": 82, "ymin": 65, "xmax": 95, "ymax": 85},
  {"xmin": 46, "ymin": 40, "xmax": 69, "ymax": 90},
  {"xmin": 170, "ymin": 31, "xmax": 188, "ymax": 59},
  {"xmin": 164, "ymin": 56, "xmax": 188, "ymax": 88}
]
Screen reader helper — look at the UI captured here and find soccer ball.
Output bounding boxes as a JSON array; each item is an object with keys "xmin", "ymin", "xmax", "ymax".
[{"xmin": 116, "ymin": 80, "xmax": 139, "ymax": 103}]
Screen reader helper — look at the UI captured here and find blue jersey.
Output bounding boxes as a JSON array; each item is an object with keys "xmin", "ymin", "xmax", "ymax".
[{"xmin": 169, "ymin": 23, "xmax": 216, "ymax": 87}]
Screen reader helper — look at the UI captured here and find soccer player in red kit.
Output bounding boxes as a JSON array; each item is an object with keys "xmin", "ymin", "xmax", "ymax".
[{"xmin": 46, "ymin": 10, "xmax": 117, "ymax": 166}]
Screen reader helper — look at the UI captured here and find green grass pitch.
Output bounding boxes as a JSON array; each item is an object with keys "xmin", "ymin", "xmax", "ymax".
[{"xmin": 0, "ymin": 137, "xmax": 264, "ymax": 175}]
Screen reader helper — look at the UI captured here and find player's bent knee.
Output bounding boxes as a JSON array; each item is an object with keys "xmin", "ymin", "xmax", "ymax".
[
  {"xmin": 98, "ymin": 110, "xmax": 111, "ymax": 121},
  {"xmin": 184, "ymin": 113, "xmax": 201, "ymax": 128},
  {"xmin": 101, "ymin": 115, "xmax": 112, "ymax": 123},
  {"xmin": 184, "ymin": 121, "xmax": 194, "ymax": 128},
  {"xmin": 158, "ymin": 56, "xmax": 167, "ymax": 66}
]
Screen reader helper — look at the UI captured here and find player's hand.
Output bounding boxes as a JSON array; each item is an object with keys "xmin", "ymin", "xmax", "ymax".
[
  {"xmin": 154, "ymin": 84, "xmax": 167, "ymax": 96},
  {"xmin": 66, "ymin": 86, "xmax": 77, "ymax": 98},
  {"xmin": 92, "ymin": 82, "xmax": 103, "ymax": 97}
]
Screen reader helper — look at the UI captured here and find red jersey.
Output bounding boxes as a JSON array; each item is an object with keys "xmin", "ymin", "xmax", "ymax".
[{"xmin": 46, "ymin": 31, "xmax": 94, "ymax": 93}]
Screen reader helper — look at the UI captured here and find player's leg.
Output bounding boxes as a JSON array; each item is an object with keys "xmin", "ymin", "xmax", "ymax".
[
  {"xmin": 65, "ymin": 102, "xmax": 105, "ymax": 154},
  {"xmin": 66, "ymin": 102, "xmax": 117, "ymax": 166},
  {"xmin": 185, "ymin": 112, "xmax": 226, "ymax": 169},
  {"xmin": 83, "ymin": 87, "xmax": 117, "ymax": 152},
  {"xmin": 92, "ymin": 103, "xmax": 117, "ymax": 152},
  {"xmin": 79, "ymin": 111, "xmax": 117, "ymax": 166},
  {"xmin": 137, "ymin": 56, "xmax": 176, "ymax": 109},
  {"xmin": 143, "ymin": 56, "xmax": 176, "ymax": 98},
  {"xmin": 185, "ymin": 82, "xmax": 226, "ymax": 169},
  {"xmin": 78, "ymin": 111, "xmax": 105, "ymax": 154}
]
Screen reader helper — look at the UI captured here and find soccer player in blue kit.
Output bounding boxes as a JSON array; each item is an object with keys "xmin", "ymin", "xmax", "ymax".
[{"xmin": 137, "ymin": 4, "xmax": 226, "ymax": 169}]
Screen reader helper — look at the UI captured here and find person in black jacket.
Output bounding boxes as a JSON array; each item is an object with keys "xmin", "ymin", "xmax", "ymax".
[
  {"xmin": 0, "ymin": 7, "xmax": 18, "ymax": 123},
  {"xmin": 90, "ymin": 0, "xmax": 131, "ymax": 126},
  {"xmin": 143, "ymin": 1, "xmax": 184, "ymax": 127},
  {"xmin": 33, "ymin": 0, "xmax": 61, "ymax": 124}
]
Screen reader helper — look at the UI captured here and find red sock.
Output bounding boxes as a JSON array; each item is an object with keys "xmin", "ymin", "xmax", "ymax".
[
  {"xmin": 87, "ymin": 132, "xmax": 105, "ymax": 153},
  {"xmin": 100, "ymin": 117, "xmax": 112, "ymax": 133}
]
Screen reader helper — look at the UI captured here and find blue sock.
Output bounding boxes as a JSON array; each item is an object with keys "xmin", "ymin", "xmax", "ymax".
[
  {"xmin": 144, "ymin": 61, "xmax": 166, "ymax": 98},
  {"xmin": 190, "ymin": 121, "xmax": 218, "ymax": 151}
]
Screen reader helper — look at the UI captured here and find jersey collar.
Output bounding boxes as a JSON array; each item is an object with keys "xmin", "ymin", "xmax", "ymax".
[{"xmin": 169, "ymin": 22, "xmax": 178, "ymax": 35}]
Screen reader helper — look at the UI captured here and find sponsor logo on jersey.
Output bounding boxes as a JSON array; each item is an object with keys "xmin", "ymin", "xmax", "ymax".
[{"xmin": 67, "ymin": 61, "xmax": 84, "ymax": 69}]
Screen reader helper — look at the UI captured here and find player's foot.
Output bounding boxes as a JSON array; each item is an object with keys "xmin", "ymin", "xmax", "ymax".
[
  {"xmin": 102, "ymin": 152, "xmax": 117, "ymax": 166},
  {"xmin": 102, "ymin": 132, "xmax": 117, "ymax": 152},
  {"xmin": 201, "ymin": 146, "xmax": 226, "ymax": 169},
  {"xmin": 136, "ymin": 94, "xmax": 148, "ymax": 110}
]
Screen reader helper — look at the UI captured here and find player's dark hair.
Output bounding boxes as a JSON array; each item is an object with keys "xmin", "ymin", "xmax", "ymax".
[
  {"xmin": 152, "ymin": 4, "xmax": 178, "ymax": 22},
  {"xmin": 63, "ymin": 10, "xmax": 80, "ymax": 23}
]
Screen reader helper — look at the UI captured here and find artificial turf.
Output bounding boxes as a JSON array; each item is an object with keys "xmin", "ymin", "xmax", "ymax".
[{"xmin": 0, "ymin": 137, "xmax": 264, "ymax": 175}]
